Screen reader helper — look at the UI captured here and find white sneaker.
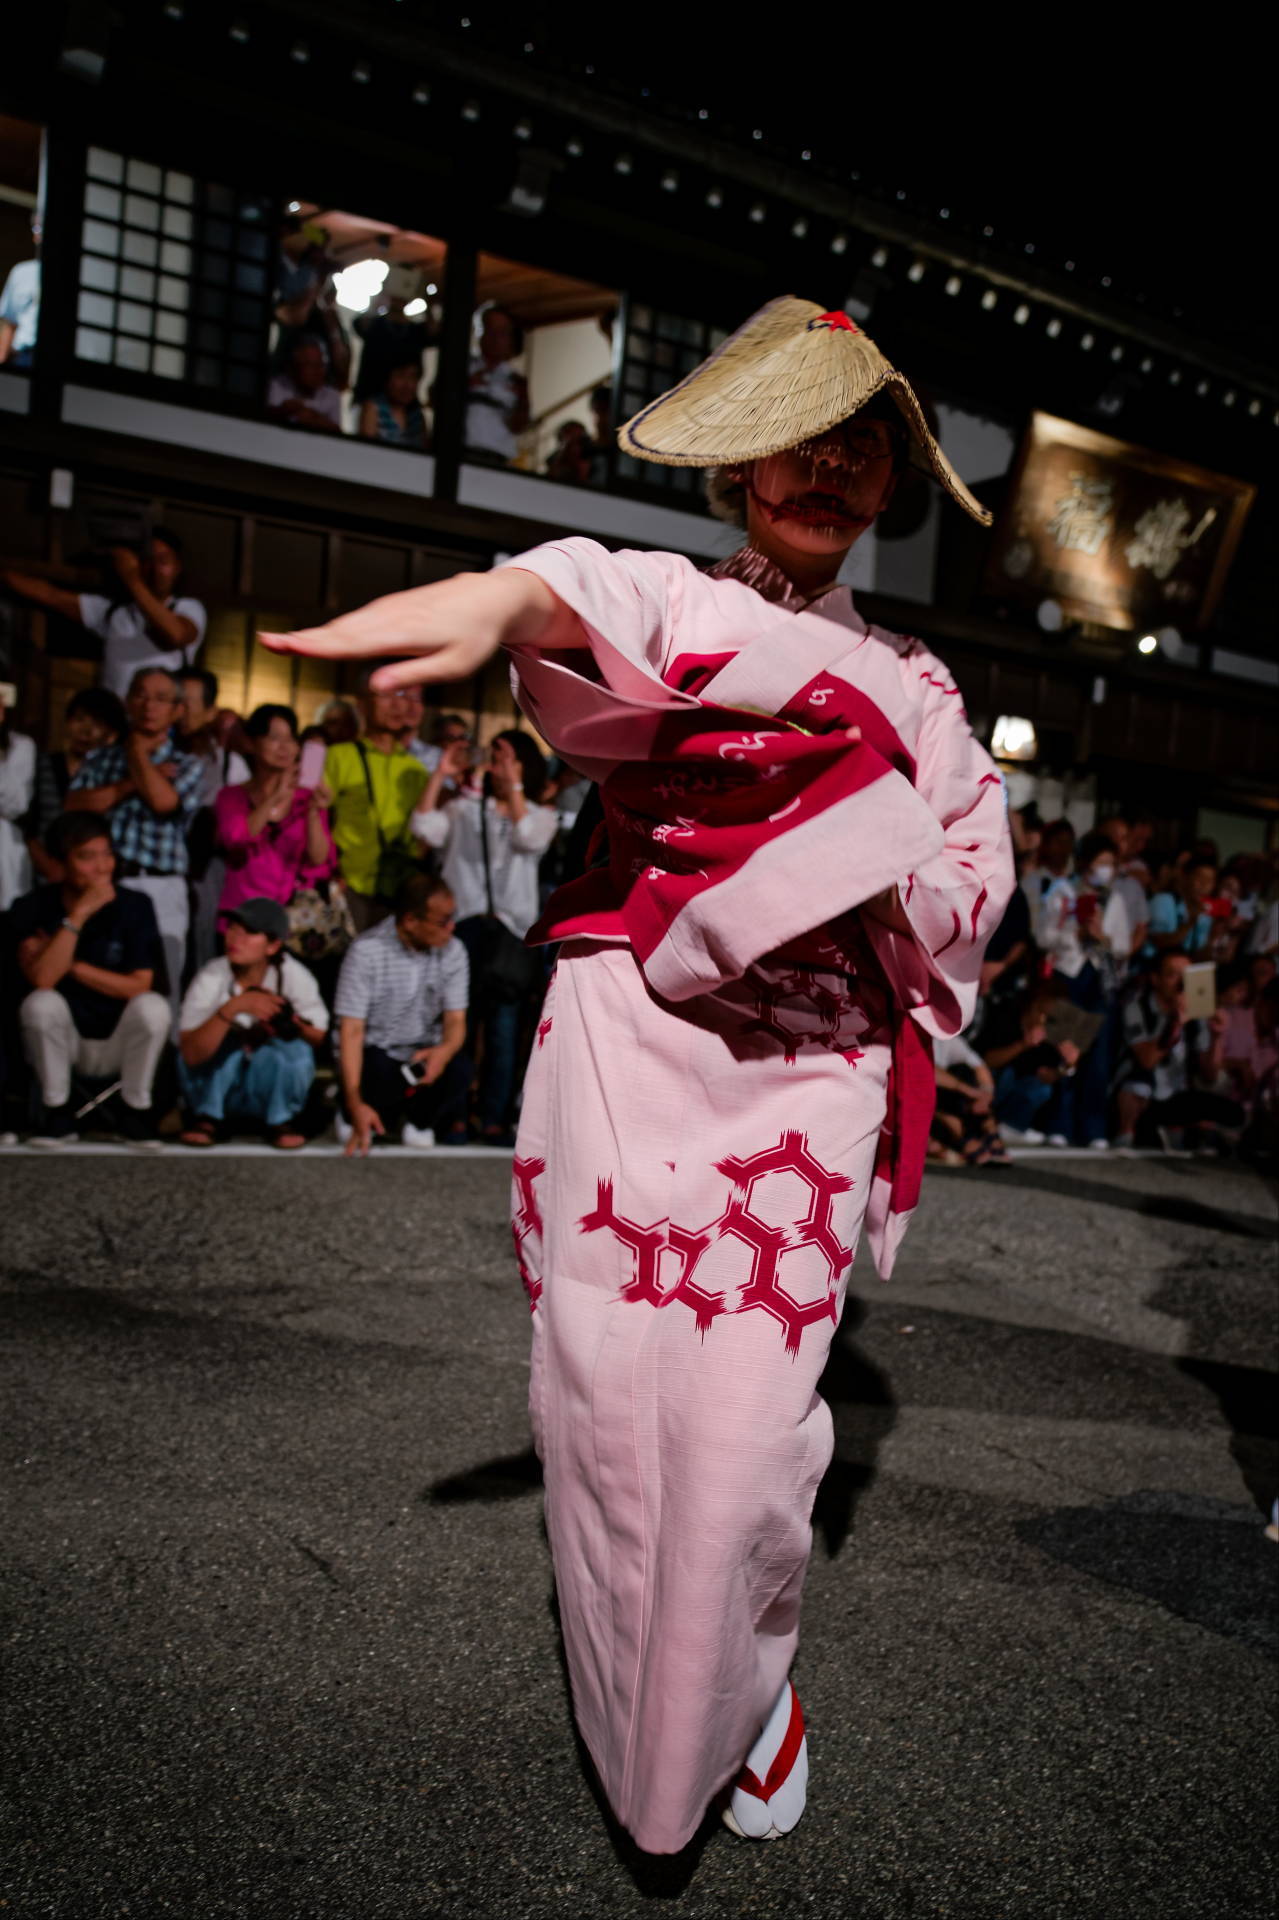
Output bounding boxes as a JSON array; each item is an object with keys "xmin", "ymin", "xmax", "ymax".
[
  {"xmin": 1086, "ymin": 1137, "xmax": 1110, "ymax": 1152},
  {"xmin": 334, "ymin": 1111, "xmax": 353, "ymax": 1147},
  {"xmin": 1001, "ymin": 1125, "xmax": 1046, "ymax": 1146},
  {"xmin": 1046, "ymin": 1133, "xmax": 1068, "ymax": 1148},
  {"xmin": 0, "ymin": 1131, "xmax": 17, "ymax": 1146},
  {"xmin": 402, "ymin": 1123, "xmax": 436, "ymax": 1151},
  {"xmin": 28, "ymin": 1132, "xmax": 80, "ymax": 1150}
]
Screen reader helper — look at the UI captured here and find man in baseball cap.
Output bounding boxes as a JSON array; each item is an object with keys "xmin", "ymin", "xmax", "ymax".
[{"xmin": 177, "ymin": 895, "xmax": 328, "ymax": 1148}]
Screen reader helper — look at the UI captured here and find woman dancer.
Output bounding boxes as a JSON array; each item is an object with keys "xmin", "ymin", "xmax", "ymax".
[{"xmin": 263, "ymin": 298, "xmax": 1013, "ymax": 1853}]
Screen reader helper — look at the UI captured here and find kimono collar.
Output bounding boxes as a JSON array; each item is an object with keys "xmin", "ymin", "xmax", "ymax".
[{"xmin": 704, "ymin": 544, "xmax": 847, "ymax": 615}]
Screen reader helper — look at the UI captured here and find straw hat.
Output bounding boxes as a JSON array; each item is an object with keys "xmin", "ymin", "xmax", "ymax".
[{"xmin": 619, "ymin": 295, "xmax": 992, "ymax": 527}]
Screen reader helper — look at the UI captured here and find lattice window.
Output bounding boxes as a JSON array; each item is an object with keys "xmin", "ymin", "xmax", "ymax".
[
  {"xmin": 75, "ymin": 147, "xmax": 272, "ymax": 396},
  {"xmin": 614, "ymin": 303, "xmax": 728, "ymax": 501}
]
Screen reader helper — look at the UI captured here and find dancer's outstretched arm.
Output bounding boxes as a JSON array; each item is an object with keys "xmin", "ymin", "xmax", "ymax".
[{"xmin": 258, "ymin": 569, "xmax": 583, "ymax": 692}]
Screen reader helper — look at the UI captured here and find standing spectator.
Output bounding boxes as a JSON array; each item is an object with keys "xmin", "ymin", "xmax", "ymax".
[
  {"xmin": 1096, "ymin": 815, "xmax": 1151, "ymax": 968},
  {"xmin": 26, "ymin": 687, "xmax": 127, "ymax": 880},
  {"xmin": 177, "ymin": 896, "xmax": 327, "ymax": 1150},
  {"xmin": 12, "ymin": 813, "xmax": 167, "ymax": 1146},
  {"xmin": 1035, "ymin": 829, "xmax": 1124, "ymax": 1148},
  {"xmin": 1148, "ymin": 854, "xmax": 1221, "ymax": 958},
  {"xmin": 1019, "ymin": 815, "xmax": 1075, "ymax": 917},
  {"xmin": 272, "ymin": 219, "xmax": 351, "ymax": 388},
  {"xmin": 0, "ymin": 680, "xmax": 36, "ymax": 909},
  {"xmin": 4, "ymin": 532, "xmax": 206, "ymax": 703},
  {"xmin": 178, "ymin": 668, "xmax": 250, "ymax": 970},
  {"xmin": 66, "ymin": 667, "xmax": 202, "ymax": 1025},
  {"xmin": 390, "ymin": 685, "xmax": 430, "ymax": 769},
  {"xmin": 357, "ymin": 362, "xmax": 429, "ymax": 449},
  {"xmin": 267, "ymin": 337, "xmax": 343, "ymax": 434},
  {"xmin": 323, "ymin": 686, "xmax": 427, "ymax": 932},
  {"xmin": 411, "ymin": 730, "xmax": 557, "ymax": 1144},
  {"xmin": 352, "ymin": 274, "xmax": 428, "ymax": 404},
  {"xmin": 0, "ymin": 210, "xmax": 41, "ymax": 366},
  {"xmin": 333, "ymin": 873, "xmax": 470, "ymax": 1153},
  {"xmin": 1113, "ymin": 950, "xmax": 1243, "ymax": 1151},
  {"xmin": 464, "ymin": 305, "xmax": 529, "ymax": 464},
  {"xmin": 215, "ymin": 703, "xmax": 335, "ymax": 925}
]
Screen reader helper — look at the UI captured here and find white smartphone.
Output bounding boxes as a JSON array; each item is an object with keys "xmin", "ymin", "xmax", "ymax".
[{"xmin": 1182, "ymin": 962, "xmax": 1217, "ymax": 1022}]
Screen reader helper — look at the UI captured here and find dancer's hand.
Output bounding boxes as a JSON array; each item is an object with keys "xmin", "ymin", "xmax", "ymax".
[{"xmin": 258, "ymin": 569, "xmax": 576, "ymax": 694}]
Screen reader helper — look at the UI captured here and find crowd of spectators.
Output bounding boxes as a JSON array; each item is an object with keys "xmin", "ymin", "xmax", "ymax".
[
  {"xmin": 0, "ymin": 636, "xmax": 588, "ymax": 1153},
  {"xmin": 937, "ymin": 808, "xmax": 1279, "ymax": 1166},
  {"xmin": 2, "ymin": 613, "xmax": 1277, "ymax": 1162}
]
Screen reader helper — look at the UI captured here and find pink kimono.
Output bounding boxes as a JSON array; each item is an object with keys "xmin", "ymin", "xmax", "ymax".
[{"xmin": 502, "ymin": 538, "xmax": 1013, "ymax": 1853}]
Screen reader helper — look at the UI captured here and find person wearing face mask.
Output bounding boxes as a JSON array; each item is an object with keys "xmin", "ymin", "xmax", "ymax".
[
  {"xmin": 1036, "ymin": 829, "xmax": 1124, "ymax": 1149},
  {"xmin": 257, "ymin": 296, "xmax": 1013, "ymax": 1856}
]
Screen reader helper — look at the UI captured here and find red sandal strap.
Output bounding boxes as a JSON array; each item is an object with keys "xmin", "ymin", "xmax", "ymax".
[{"xmin": 734, "ymin": 1686, "xmax": 805, "ymax": 1802}]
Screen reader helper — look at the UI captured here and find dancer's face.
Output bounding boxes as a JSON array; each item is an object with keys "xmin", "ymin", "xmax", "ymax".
[{"xmin": 739, "ymin": 415, "xmax": 900, "ymax": 568}]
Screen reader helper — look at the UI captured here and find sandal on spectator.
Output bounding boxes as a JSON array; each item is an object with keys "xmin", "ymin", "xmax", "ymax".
[
  {"xmin": 270, "ymin": 1126, "xmax": 307, "ymax": 1151},
  {"xmin": 179, "ymin": 1118, "xmax": 219, "ymax": 1148}
]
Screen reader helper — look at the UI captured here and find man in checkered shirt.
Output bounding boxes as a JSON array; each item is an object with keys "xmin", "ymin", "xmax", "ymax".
[
  {"xmin": 334, "ymin": 871, "xmax": 471, "ymax": 1153},
  {"xmin": 67, "ymin": 666, "xmax": 203, "ymax": 1025}
]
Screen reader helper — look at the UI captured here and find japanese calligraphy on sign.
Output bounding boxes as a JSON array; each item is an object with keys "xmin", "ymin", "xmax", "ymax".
[{"xmin": 985, "ymin": 413, "xmax": 1254, "ymax": 630}]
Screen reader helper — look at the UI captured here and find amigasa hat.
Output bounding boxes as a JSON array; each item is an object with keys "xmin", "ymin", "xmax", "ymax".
[{"xmin": 619, "ymin": 295, "xmax": 992, "ymax": 527}]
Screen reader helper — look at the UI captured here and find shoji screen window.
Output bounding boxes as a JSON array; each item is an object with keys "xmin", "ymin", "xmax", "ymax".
[
  {"xmin": 76, "ymin": 147, "xmax": 271, "ymax": 396},
  {"xmin": 615, "ymin": 305, "xmax": 728, "ymax": 501}
]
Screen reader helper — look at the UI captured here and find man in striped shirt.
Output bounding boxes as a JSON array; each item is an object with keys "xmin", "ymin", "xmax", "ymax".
[{"xmin": 333, "ymin": 871, "xmax": 471, "ymax": 1153}]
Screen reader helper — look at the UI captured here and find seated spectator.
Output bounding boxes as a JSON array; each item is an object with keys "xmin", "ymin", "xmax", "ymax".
[
  {"xmin": 215, "ymin": 703, "xmax": 335, "ymax": 927},
  {"xmin": 411, "ymin": 731, "xmax": 557, "ymax": 1144},
  {"xmin": 985, "ymin": 986, "xmax": 1081, "ymax": 1144},
  {"xmin": 324, "ymin": 685, "xmax": 428, "ymax": 931},
  {"xmin": 0, "ymin": 681, "xmax": 36, "ymax": 910},
  {"xmin": 932, "ymin": 1031, "xmax": 1009, "ymax": 1167},
  {"xmin": 1113, "ymin": 951, "xmax": 1243, "ymax": 1151},
  {"xmin": 545, "ymin": 418, "xmax": 593, "ymax": 486},
  {"xmin": 26, "ymin": 686, "xmax": 127, "ymax": 881},
  {"xmin": 1035, "ymin": 830, "xmax": 1125, "ymax": 1148},
  {"xmin": 465, "ymin": 305, "xmax": 529, "ymax": 464},
  {"xmin": 3, "ymin": 529, "xmax": 207, "ymax": 701},
  {"xmin": 177, "ymin": 896, "xmax": 327, "ymax": 1150},
  {"xmin": 267, "ymin": 337, "xmax": 343, "ymax": 434},
  {"xmin": 333, "ymin": 873, "xmax": 470, "ymax": 1154},
  {"xmin": 1148, "ymin": 853, "xmax": 1220, "ymax": 959},
  {"xmin": 12, "ymin": 813, "xmax": 168, "ymax": 1146},
  {"xmin": 357, "ymin": 362, "xmax": 429, "ymax": 449},
  {"xmin": 66, "ymin": 667, "xmax": 203, "ymax": 1026}
]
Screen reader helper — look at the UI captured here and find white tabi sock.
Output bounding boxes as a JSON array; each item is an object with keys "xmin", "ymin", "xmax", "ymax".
[{"xmin": 723, "ymin": 1679, "xmax": 808, "ymax": 1840}]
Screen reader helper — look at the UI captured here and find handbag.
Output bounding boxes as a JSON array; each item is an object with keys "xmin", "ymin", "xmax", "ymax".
[
  {"xmin": 354, "ymin": 738, "xmax": 420, "ymax": 900},
  {"xmin": 286, "ymin": 879, "xmax": 356, "ymax": 962},
  {"xmin": 473, "ymin": 797, "xmax": 540, "ymax": 1005}
]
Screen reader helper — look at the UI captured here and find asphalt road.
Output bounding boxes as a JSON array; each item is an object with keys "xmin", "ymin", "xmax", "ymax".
[{"xmin": 2, "ymin": 1151, "xmax": 1276, "ymax": 1919}]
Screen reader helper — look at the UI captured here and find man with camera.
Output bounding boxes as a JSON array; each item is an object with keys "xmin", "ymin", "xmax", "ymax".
[
  {"xmin": 177, "ymin": 896, "xmax": 327, "ymax": 1149},
  {"xmin": 333, "ymin": 872, "xmax": 470, "ymax": 1154},
  {"xmin": 323, "ymin": 680, "xmax": 428, "ymax": 932}
]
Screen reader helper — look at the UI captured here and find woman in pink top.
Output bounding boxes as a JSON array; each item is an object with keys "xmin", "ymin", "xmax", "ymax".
[
  {"xmin": 260, "ymin": 300, "xmax": 1013, "ymax": 1855},
  {"xmin": 215, "ymin": 703, "xmax": 335, "ymax": 925}
]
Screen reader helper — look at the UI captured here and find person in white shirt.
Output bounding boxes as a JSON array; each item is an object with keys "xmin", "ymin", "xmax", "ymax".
[
  {"xmin": 411, "ymin": 728, "xmax": 557, "ymax": 1142},
  {"xmin": 464, "ymin": 306, "xmax": 529, "ymax": 464},
  {"xmin": 267, "ymin": 337, "xmax": 343, "ymax": 434},
  {"xmin": 177, "ymin": 896, "xmax": 327, "ymax": 1149},
  {"xmin": 3, "ymin": 529, "xmax": 207, "ymax": 701},
  {"xmin": 0, "ymin": 683, "xmax": 36, "ymax": 909}
]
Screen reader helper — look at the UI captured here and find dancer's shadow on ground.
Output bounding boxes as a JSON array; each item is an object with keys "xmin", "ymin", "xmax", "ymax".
[{"xmin": 812, "ymin": 1293, "xmax": 898, "ymax": 1557}]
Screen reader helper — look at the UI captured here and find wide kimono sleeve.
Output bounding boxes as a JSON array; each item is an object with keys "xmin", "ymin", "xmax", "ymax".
[
  {"xmin": 498, "ymin": 539, "xmax": 702, "ymax": 780},
  {"xmin": 861, "ymin": 667, "xmax": 1015, "ymax": 1041}
]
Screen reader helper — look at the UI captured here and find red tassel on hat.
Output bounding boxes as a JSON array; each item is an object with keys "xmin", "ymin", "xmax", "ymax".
[{"xmin": 817, "ymin": 311, "xmax": 858, "ymax": 332}]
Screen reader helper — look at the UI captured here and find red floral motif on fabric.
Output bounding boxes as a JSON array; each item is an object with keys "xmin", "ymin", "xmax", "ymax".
[
  {"xmin": 512, "ymin": 1154, "xmax": 547, "ymax": 1311},
  {"xmin": 579, "ymin": 1129, "xmax": 856, "ymax": 1355}
]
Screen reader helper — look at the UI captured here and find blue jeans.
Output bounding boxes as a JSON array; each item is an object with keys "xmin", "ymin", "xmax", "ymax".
[
  {"xmin": 995, "ymin": 1066, "xmax": 1055, "ymax": 1132},
  {"xmin": 1047, "ymin": 966, "xmax": 1115, "ymax": 1144},
  {"xmin": 179, "ymin": 1037, "xmax": 315, "ymax": 1128}
]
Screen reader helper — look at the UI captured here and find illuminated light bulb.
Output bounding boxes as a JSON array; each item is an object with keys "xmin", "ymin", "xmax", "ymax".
[
  {"xmin": 1248, "ymin": 398, "xmax": 1261, "ymax": 415},
  {"xmin": 830, "ymin": 233, "xmax": 847, "ymax": 254},
  {"xmin": 352, "ymin": 62, "xmax": 371, "ymax": 82},
  {"xmin": 1080, "ymin": 332, "xmax": 1095, "ymax": 351},
  {"xmin": 403, "ymin": 298, "xmax": 427, "ymax": 317},
  {"xmin": 461, "ymin": 100, "xmax": 480, "ymax": 120},
  {"xmin": 287, "ymin": 200, "xmax": 301, "ymax": 213},
  {"xmin": 1014, "ymin": 303, "xmax": 1030, "ymax": 325},
  {"xmin": 614, "ymin": 153, "xmax": 632, "ymax": 174},
  {"xmin": 291, "ymin": 42, "xmax": 309, "ymax": 62},
  {"xmin": 514, "ymin": 120, "xmax": 532, "ymax": 140},
  {"xmin": 791, "ymin": 217, "xmax": 808, "ymax": 238},
  {"xmin": 1169, "ymin": 368, "xmax": 1182, "ymax": 385},
  {"xmin": 1223, "ymin": 390, "xmax": 1236, "ymax": 406},
  {"xmin": 1046, "ymin": 316, "xmax": 1062, "ymax": 337},
  {"xmin": 566, "ymin": 138, "xmax": 582, "ymax": 156},
  {"xmin": 412, "ymin": 83, "xmax": 429, "ymax": 102},
  {"xmin": 945, "ymin": 274, "xmax": 961, "ymax": 296},
  {"xmin": 662, "ymin": 171, "xmax": 679, "ymax": 191},
  {"xmin": 749, "ymin": 202, "xmax": 766, "ymax": 222},
  {"xmin": 1110, "ymin": 344, "xmax": 1124, "ymax": 362},
  {"xmin": 981, "ymin": 289, "xmax": 997, "ymax": 311},
  {"xmin": 907, "ymin": 259, "xmax": 925, "ymax": 282},
  {"xmin": 871, "ymin": 246, "xmax": 889, "ymax": 269},
  {"xmin": 425, "ymin": 283, "xmax": 438, "ymax": 295},
  {"xmin": 1137, "ymin": 635, "xmax": 1158, "ymax": 655},
  {"xmin": 706, "ymin": 186, "xmax": 723, "ymax": 207},
  {"xmin": 1196, "ymin": 379, "xmax": 1209, "ymax": 396}
]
